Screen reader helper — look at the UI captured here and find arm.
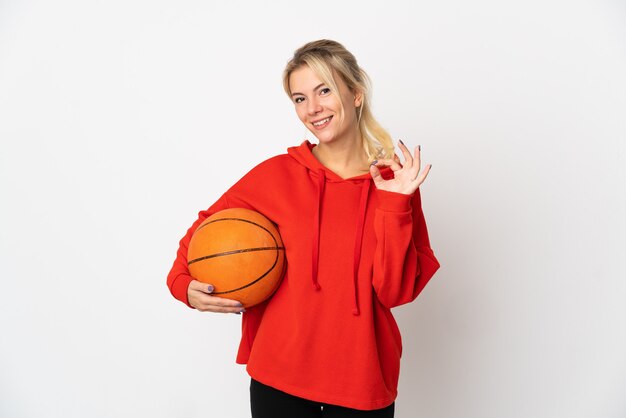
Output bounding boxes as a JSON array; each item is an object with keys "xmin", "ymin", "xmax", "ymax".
[
  {"xmin": 167, "ymin": 156, "xmax": 281, "ymax": 311},
  {"xmin": 369, "ymin": 140, "xmax": 440, "ymax": 307},
  {"xmin": 166, "ymin": 194, "xmax": 237, "ymax": 309},
  {"xmin": 371, "ymin": 188, "xmax": 440, "ymax": 309}
]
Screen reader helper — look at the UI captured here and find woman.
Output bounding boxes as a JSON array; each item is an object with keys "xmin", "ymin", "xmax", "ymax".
[{"xmin": 167, "ymin": 39, "xmax": 440, "ymax": 417}]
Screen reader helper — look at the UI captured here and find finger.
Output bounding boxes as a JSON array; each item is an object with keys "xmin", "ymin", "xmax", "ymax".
[
  {"xmin": 398, "ymin": 140, "xmax": 414, "ymax": 168},
  {"xmin": 191, "ymin": 290, "xmax": 244, "ymax": 309},
  {"xmin": 373, "ymin": 158, "xmax": 402, "ymax": 172},
  {"xmin": 197, "ymin": 295, "xmax": 245, "ymax": 312},
  {"xmin": 204, "ymin": 295, "xmax": 244, "ymax": 308},
  {"xmin": 199, "ymin": 304, "xmax": 246, "ymax": 314},
  {"xmin": 212, "ymin": 304, "xmax": 246, "ymax": 314},
  {"xmin": 413, "ymin": 164, "xmax": 432, "ymax": 187},
  {"xmin": 411, "ymin": 145, "xmax": 422, "ymax": 179}
]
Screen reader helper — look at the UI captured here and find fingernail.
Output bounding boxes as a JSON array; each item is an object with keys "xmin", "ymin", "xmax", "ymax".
[
  {"xmin": 418, "ymin": 145, "xmax": 421, "ymax": 151},
  {"xmin": 241, "ymin": 308, "xmax": 246, "ymax": 313},
  {"xmin": 399, "ymin": 139, "xmax": 405, "ymax": 146},
  {"xmin": 370, "ymin": 160, "xmax": 378, "ymax": 166},
  {"xmin": 236, "ymin": 302, "xmax": 244, "ymax": 307},
  {"xmin": 207, "ymin": 285, "xmax": 214, "ymax": 293}
]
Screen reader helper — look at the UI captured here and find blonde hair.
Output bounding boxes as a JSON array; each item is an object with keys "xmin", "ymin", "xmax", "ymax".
[{"xmin": 283, "ymin": 39, "xmax": 394, "ymax": 163}]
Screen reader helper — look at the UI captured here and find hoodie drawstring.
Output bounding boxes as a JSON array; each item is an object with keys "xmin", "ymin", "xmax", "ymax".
[
  {"xmin": 311, "ymin": 168, "xmax": 371, "ymax": 316},
  {"xmin": 311, "ymin": 169, "xmax": 325, "ymax": 291},
  {"xmin": 352, "ymin": 179, "xmax": 371, "ymax": 316}
]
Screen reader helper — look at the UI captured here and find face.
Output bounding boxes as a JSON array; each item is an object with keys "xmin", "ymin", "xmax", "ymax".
[{"xmin": 289, "ymin": 65, "xmax": 363, "ymax": 145}]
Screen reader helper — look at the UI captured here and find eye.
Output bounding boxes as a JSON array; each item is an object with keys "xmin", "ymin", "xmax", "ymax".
[
  {"xmin": 320, "ymin": 87, "xmax": 331, "ymax": 95},
  {"xmin": 294, "ymin": 96, "xmax": 305, "ymax": 104}
]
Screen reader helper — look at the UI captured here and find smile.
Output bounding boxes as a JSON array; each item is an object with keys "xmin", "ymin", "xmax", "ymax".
[{"xmin": 312, "ymin": 116, "xmax": 332, "ymax": 129}]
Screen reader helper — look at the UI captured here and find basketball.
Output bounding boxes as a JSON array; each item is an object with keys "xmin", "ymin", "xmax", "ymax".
[{"xmin": 187, "ymin": 208, "xmax": 286, "ymax": 308}]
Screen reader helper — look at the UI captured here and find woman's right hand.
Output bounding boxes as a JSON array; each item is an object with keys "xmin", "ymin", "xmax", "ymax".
[{"xmin": 187, "ymin": 280, "xmax": 246, "ymax": 314}]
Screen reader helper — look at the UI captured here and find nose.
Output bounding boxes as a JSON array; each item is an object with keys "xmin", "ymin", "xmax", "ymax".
[{"xmin": 307, "ymin": 96, "xmax": 323, "ymax": 116}]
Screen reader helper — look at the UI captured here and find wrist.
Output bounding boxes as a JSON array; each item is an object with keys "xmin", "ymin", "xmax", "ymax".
[{"xmin": 375, "ymin": 189, "xmax": 413, "ymax": 212}]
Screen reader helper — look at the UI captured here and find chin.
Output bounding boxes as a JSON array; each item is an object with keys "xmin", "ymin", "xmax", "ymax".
[{"xmin": 312, "ymin": 132, "xmax": 338, "ymax": 144}]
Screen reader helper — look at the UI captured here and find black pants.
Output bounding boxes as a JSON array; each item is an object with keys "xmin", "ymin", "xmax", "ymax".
[{"xmin": 250, "ymin": 379, "xmax": 395, "ymax": 418}]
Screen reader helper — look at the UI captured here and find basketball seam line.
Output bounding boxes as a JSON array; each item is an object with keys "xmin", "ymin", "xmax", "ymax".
[
  {"xmin": 196, "ymin": 217, "xmax": 274, "ymax": 232},
  {"xmin": 187, "ymin": 246, "xmax": 285, "ymax": 265}
]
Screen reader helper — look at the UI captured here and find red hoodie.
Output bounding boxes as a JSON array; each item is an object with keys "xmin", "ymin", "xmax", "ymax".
[{"xmin": 167, "ymin": 140, "xmax": 440, "ymax": 410}]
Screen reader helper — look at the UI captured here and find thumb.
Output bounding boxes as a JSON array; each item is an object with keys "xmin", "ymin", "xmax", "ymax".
[
  {"xmin": 369, "ymin": 164, "xmax": 385, "ymax": 188},
  {"xmin": 190, "ymin": 279, "xmax": 214, "ymax": 294}
]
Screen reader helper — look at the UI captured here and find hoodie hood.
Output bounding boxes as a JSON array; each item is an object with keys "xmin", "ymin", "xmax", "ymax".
[
  {"xmin": 287, "ymin": 139, "xmax": 377, "ymax": 182},
  {"xmin": 287, "ymin": 140, "xmax": 390, "ymax": 315}
]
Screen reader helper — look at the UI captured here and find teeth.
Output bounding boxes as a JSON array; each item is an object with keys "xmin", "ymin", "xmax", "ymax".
[{"xmin": 313, "ymin": 117, "xmax": 330, "ymax": 126}]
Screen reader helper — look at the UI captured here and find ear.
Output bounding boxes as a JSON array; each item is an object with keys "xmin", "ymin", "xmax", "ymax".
[{"xmin": 353, "ymin": 90, "xmax": 363, "ymax": 108}]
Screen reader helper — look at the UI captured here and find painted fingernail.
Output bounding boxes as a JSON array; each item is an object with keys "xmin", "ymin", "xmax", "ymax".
[
  {"xmin": 399, "ymin": 139, "xmax": 405, "ymax": 146},
  {"xmin": 370, "ymin": 160, "xmax": 378, "ymax": 166},
  {"xmin": 207, "ymin": 285, "xmax": 214, "ymax": 293},
  {"xmin": 418, "ymin": 145, "xmax": 421, "ymax": 151}
]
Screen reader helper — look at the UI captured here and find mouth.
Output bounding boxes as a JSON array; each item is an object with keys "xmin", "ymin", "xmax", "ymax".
[{"xmin": 311, "ymin": 116, "xmax": 333, "ymax": 129}]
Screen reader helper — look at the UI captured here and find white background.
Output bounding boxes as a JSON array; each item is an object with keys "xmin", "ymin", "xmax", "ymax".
[{"xmin": 1, "ymin": 0, "xmax": 625, "ymax": 417}]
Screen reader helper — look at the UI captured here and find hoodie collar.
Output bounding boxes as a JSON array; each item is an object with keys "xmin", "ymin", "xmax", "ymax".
[{"xmin": 287, "ymin": 140, "xmax": 376, "ymax": 182}]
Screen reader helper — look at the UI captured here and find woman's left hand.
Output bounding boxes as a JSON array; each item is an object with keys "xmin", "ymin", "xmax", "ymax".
[{"xmin": 369, "ymin": 140, "xmax": 432, "ymax": 195}]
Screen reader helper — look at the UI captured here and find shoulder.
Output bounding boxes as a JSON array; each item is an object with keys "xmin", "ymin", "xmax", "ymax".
[
  {"xmin": 227, "ymin": 151, "xmax": 300, "ymax": 193},
  {"xmin": 241, "ymin": 152, "xmax": 299, "ymax": 178},
  {"xmin": 256, "ymin": 152, "xmax": 293, "ymax": 168}
]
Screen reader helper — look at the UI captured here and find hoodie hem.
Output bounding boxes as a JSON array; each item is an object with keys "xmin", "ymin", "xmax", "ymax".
[{"xmin": 246, "ymin": 365, "xmax": 397, "ymax": 411}]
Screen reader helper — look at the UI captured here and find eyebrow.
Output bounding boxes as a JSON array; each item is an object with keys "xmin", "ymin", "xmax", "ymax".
[{"xmin": 291, "ymin": 83, "xmax": 325, "ymax": 97}]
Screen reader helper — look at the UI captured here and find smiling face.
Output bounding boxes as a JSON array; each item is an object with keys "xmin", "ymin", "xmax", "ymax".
[{"xmin": 289, "ymin": 65, "xmax": 362, "ymax": 146}]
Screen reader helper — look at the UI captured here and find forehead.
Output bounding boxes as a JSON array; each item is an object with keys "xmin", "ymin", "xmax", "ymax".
[
  {"xmin": 289, "ymin": 65, "xmax": 324, "ymax": 92},
  {"xmin": 289, "ymin": 65, "xmax": 348, "ymax": 95}
]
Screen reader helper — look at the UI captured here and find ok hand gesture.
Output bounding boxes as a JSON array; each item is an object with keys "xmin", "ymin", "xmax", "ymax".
[{"xmin": 369, "ymin": 140, "xmax": 432, "ymax": 195}]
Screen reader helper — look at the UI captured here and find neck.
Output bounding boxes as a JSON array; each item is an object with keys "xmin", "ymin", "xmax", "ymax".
[{"xmin": 312, "ymin": 135, "xmax": 369, "ymax": 178}]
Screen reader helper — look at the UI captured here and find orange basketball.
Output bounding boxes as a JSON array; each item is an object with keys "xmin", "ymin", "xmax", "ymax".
[{"xmin": 187, "ymin": 208, "xmax": 286, "ymax": 308}]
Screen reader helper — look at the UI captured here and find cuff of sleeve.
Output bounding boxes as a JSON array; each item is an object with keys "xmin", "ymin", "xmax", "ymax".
[
  {"xmin": 171, "ymin": 274, "xmax": 195, "ymax": 309},
  {"xmin": 376, "ymin": 189, "xmax": 413, "ymax": 212}
]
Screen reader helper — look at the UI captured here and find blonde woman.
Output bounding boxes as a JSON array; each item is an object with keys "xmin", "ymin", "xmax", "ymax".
[{"xmin": 167, "ymin": 39, "xmax": 440, "ymax": 417}]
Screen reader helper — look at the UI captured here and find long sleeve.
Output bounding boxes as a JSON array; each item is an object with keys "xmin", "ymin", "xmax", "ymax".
[
  {"xmin": 165, "ymin": 154, "xmax": 284, "ymax": 309},
  {"xmin": 371, "ymin": 188, "xmax": 440, "ymax": 308},
  {"xmin": 166, "ymin": 194, "xmax": 231, "ymax": 308}
]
